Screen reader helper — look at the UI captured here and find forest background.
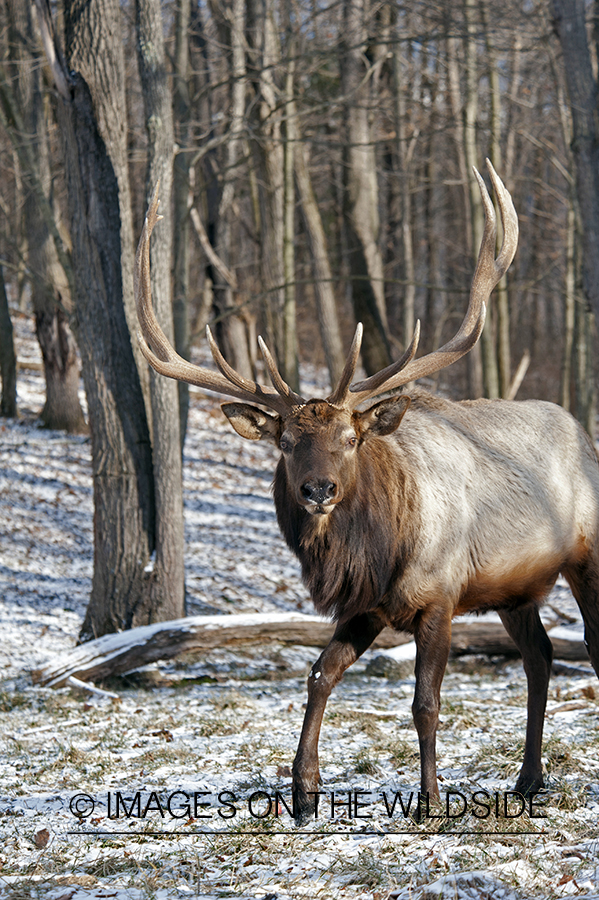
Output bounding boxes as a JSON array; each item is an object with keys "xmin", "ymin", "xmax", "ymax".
[{"xmin": 1, "ymin": 0, "xmax": 599, "ymax": 637}]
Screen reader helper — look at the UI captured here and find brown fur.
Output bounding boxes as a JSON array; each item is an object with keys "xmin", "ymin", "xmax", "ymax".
[{"xmin": 274, "ymin": 435, "xmax": 420, "ymax": 624}]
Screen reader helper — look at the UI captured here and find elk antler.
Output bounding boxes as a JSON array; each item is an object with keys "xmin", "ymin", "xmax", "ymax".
[
  {"xmin": 346, "ymin": 160, "xmax": 518, "ymax": 408},
  {"xmin": 135, "ymin": 183, "xmax": 305, "ymax": 416},
  {"xmin": 327, "ymin": 321, "xmax": 421, "ymax": 408},
  {"xmin": 326, "ymin": 322, "xmax": 364, "ymax": 407}
]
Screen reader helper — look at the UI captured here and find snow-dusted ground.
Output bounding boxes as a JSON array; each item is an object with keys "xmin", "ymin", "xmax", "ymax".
[{"xmin": 1, "ymin": 316, "xmax": 599, "ymax": 900}]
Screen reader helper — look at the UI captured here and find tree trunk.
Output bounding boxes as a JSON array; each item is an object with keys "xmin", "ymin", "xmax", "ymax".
[
  {"xmin": 282, "ymin": 39, "xmax": 299, "ymax": 392},
  {"xmin": 340, "ymin": 0, "xmax": 391, "ymax": 376},
  {"xmin": 6, "ymin": 0, "xmax": 86, "ymax": 432},
  {"xmin": 552, "ymin": 0, "xmax": 599, "ymax": 433},
  {"xmin": 33, "ymin": 609, "xmax": 590, "ymax": 689},
  {"xmin": 446, "ymin": 28, "xmax": 480, "ymax": 396},
  {"xmin": 553, "ymin": 0, "xmax": 599, "ymax": 324},
  {"xmin": 464, "ymin": 0, "xmax": 494, "ymax": 398},
  {"xmin": 209, "ymin": 0, "xmax": 254, "ymax": 381},
  {"xmin": 246, "ymin": 0, "xmax": 288, "ymax": 375},
  {"xmin": 35, "ymin": 308, "xmax": 85, "ymax": 432},
  {"xmin": 393, "ymin": 30, "xmax": 416, "ymax": 355},
  {"xmin": 136, "ymin": 0, "xmax": 186, "ymax": 622},
  {"xmin": 294, "ymin": 139, "xmax": 345, "ymax": 389},
  {"xmin": 483, "ymin": 6, "xmax": 511, "ymax": 400},
  {"xmin": 0, "ymin": 266, "xmax": 17, "ymax": 418},
  {"xmin": 561, "ymin": 196, "xmax": 577, "ymax": 411},
  {"xmin": 446, "ymin": 33, "xmax": 472, "ymax": 252},
  {"xmin": 56, "ymin": 71, "xmax": 155, "ymax": 640},
  {"xmin": 574, "ymin": 295, "xmax": 596, "ymax": 439},
  {"xmin": 64, "ymin": 0, "xmax": 150, "ymax": 414},
  {"xmin": 172, "ymin": 0, "xmax": 192, "ymax": 446},
  {"xmin": 36, "ymin": 0, "xmax": 163, "ymax": 640}
]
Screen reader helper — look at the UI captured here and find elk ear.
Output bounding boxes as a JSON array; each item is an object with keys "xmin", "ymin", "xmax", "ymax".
[
  {"xmin": 220, "ymin": 402, "xmax": 281, "ymax": 442},
  {"xmin": 358, "ymin": 395, "xmax": 411, "ymax": 438}
]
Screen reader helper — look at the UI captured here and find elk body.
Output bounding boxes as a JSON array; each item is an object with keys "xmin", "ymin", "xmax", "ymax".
[{"xmin": 135, "ymin": 163, "xmax": 599, "ymax": 823}]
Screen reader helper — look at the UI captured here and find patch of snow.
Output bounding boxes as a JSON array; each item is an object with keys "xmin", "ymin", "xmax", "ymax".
[{"xmin": 379, "ymin": 642, "xmax": 417, "ymax": 662}]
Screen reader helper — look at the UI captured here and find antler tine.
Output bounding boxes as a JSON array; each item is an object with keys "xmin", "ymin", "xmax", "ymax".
[
  {"xmin": 485, "ymin": 159, "xmax": 519, "ymax": 275},
  {"xmin": 348, "ymin": 321, "xmax": 421, "ymax": 406},
  {"xmin": 135, "ymin": 184, "xmax": 289, "ymax": 415},
  {"xmin": 257, "ymin": 336, "xmax": 305, "ymax": 407},
  {"xmin": 327, "ymin": 323, "xmax": 363, "ymax": 406},
  {"xmin": 206, "ymin": 325, "xmax": 277, "ymax": 402},
  {"xmin": 135, "ymin": 183, "xmax": 168, "ymax": 361},
  {"xmin": 349, "ymin": 161, "xmax": 518, "ymax": 405}
]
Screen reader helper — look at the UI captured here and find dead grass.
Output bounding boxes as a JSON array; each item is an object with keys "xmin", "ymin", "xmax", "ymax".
[{"xmin": 2, "ymin": 663, "xmax": 599, "ymax": 899}]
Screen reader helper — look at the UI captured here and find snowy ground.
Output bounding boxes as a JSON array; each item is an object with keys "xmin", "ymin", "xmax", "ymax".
[{"xmin": 1, "ymin": 316, "xmax": 599, "ymax": 900}]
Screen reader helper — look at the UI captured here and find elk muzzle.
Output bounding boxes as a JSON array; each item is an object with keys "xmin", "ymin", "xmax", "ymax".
[{"xmin": 300, "ymin": 477, "xmax": 340, "ymax": 513}]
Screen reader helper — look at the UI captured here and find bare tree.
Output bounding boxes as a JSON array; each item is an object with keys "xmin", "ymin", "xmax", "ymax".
[
  {"xmin": 0, "ymin": 264, "xmax": 16, "ymax": 417},
  {"xmin": 552, "ymin": 0, "xmax": 599, "ymax": 435},
  {"xmin": 340, "ymin": 0, "xmax": 391, "ymax": 375},
  {"xmin": 246, "ymin": 0, "xmax": 290, "ymax": 377},
  {"xmin": 552, "ymin": 0, "xmax": 599, "ymax": 324},
  {"xmin": 483, "ymin": 1, "xmax": 511, "ymax": 399},
  {"xmin": 35, "ymin": 0, "xmax": 187, "ymax": 638},
  {"xmin": 209, "ymin": 0, "xmax": 256, "ymax": 381},
  {"xmin": 392, "ymin": 12, "xmax": 418, "ymax": 357},
  {"xmin": 294, "ymin": 135, "xmax": 345, "ymax": 388},
  {"xmin": 463, "ymin": 0, "xmax": 492, "ymax": 397},
  {"xmin": 282, "ymin": 24, "xmax": 298, "ymax": 391},
  {"xmin": 3, "ymin": 0, "xmax": 85, "ymax": 431},
  {"xmin": 136, "ymin": 0, "xmax": 186, "ymax": 620},
  {"xmin": 67, "ymin": 0, "xmax": 150, "ymax": 409},
  {"xmin": 172, "ymin": 0, "xmax": 192, "ymax": 444}
]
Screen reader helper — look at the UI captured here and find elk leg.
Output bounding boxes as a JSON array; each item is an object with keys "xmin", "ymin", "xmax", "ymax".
[
  {"xmin": 412, "ymin": 604, "xmax": 452, "ymax": 800},
  {"xmin": 498, "ymin": 603, "xmax": 553, "ymax": 795},
  {"xmin": 563, "ymin": 556, "xmax": 599, "ymax": 676},
  {"xmin": 292, "ymin": 611, "xmax": 385, "ymax": 824}
]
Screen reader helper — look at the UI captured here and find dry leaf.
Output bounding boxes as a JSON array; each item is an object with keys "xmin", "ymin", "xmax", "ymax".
[{"xmin": 34, "ymin": 828, "xmax": 49, "ymax": 848}]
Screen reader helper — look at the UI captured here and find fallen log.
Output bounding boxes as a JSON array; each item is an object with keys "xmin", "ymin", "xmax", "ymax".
[
  {"xmin": 32, "ymin": 612, "xmax": 357, "ymax": 687},
  {"xmin": 31, "ymin": 611, "xmax": 590, "ymax": 689}
]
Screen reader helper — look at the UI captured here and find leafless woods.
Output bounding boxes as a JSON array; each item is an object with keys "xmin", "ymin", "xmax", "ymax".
[{"xmin": 2, "ymin": 0, "xmax": 599, "ymax": 632}]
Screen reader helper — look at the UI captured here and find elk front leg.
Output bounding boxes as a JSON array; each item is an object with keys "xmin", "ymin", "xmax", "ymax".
[
  {"xmin": 499, "ymin": 603, "xmax": 553, "ymax": 795},
  {"xmin": 292, "ymin": 611, "xmax": 385, "ymax": 824},
  {"xmin": 412, "ymin": 604, "xmax": 452, "ymax": 800}
]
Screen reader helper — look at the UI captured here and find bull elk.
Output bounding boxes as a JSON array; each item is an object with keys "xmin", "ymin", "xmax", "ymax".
[{"xmin": 135, "ymin": 162, "xmax": 599, "ymax": 823}]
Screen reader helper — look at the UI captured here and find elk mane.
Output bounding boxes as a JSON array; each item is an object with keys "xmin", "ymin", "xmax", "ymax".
[{"xmin": 273, "ymin": 438, "xmax": 420, "ymax": 623}]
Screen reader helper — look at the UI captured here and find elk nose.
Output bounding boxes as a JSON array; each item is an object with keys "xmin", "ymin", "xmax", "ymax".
[{"xmin": 300, "ymin": 480, "xmax": 338, "ymax": 504}]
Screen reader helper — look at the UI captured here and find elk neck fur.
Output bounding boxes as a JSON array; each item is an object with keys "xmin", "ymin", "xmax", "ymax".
[{"xmin": 274, "ymin": 427, "xmax": 419, "ymax": 624}]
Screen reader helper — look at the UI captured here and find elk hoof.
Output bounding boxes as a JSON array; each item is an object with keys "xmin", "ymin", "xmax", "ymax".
[
  {"xmin": 514, "ymin": 772, "xmax": 544, "ymax": 796},
  {"xmin": 292, "ymin": 782, "xmax": 319, "ymax": 825}
]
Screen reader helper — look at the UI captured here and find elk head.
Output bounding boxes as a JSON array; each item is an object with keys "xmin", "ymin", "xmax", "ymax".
[
  {"xmin": 220, "ymin": 394, "xmax": 412, "ymax": 515},
  {"xmin": 135, "ymin": 161, "xmax": 518, "ymax": 513}
]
